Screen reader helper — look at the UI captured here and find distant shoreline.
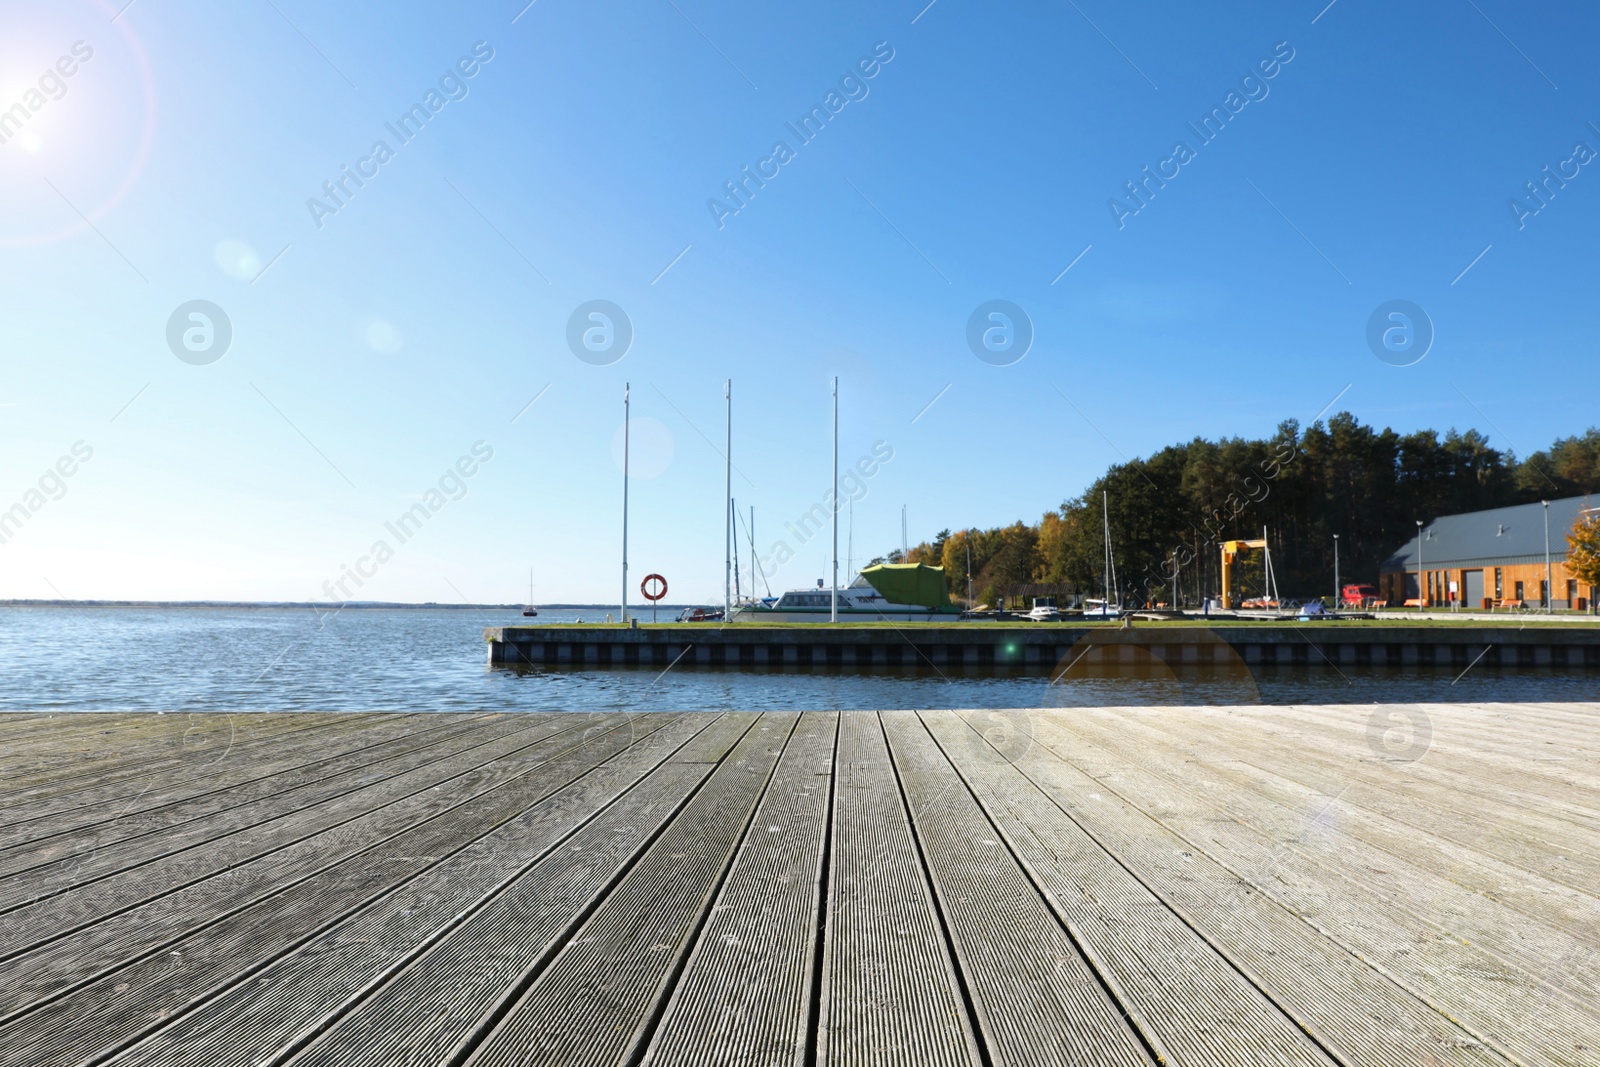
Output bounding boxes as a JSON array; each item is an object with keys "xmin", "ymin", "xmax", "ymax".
[{"xmin": 0, "ymin": 601, "xmax": 692, "ymax": 611}]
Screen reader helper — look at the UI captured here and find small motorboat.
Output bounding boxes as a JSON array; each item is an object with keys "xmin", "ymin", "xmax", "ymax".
[{"xmin": 1026, "ymin": 596, "xmax": 1060, "ymax": 621}]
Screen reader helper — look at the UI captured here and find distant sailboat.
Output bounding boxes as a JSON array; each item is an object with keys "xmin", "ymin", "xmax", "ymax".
[{"xmin": 522, "ymin": 568, "xmax": 538, "ymax": 617}]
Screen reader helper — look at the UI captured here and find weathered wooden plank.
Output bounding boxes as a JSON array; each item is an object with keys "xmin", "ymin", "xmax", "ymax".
[
  {"xmin": 0, "ymin": 714, "xmax": 241, "ymax": 768},
  {"xmin": 457, "ymin": 713, "xmax": 797, "ymax": 1067},
  {"xmin": 817, "ymin": 712, "xmax": 979, "ymax": 1067},
  {"xmin": 0, "ymin": 713, "xmax": 645, "ymax": 1019},
  {"xmin": 1040, "ymin": 707, "xmax": 1600, "ymax": 1066},
  {"xmin": 1131, "ymin": 703, "xmax": 1600, "ymax": 840},
  {"xmin": 0, "ymin": 714, "xmax": 152, "ymax": 760},
  {"xmin": 1075, "ymin": 700, "xmax": 1600, "ymax": 883},
  {"xmin": 1059, "ymin": 705, "xmax": 1600, "ymax": 962},
  {"xmin": 922, "ymin": 710, "xmax": 1340, "ymax": 1067},
  {"xmin": 0, "ymin": 714, "xmax": 443, "ymax": 840},
  {"xmin": 0, "ymin": 713, "xmax": 349, "ymax": 778},
  {"xmin": 1009, "ymin": 711, "xmax": 1515, "ymax": 1067},
  {"xmin": 0, "ymin": 706, "xmax": 1590, "ymax": 1067},
  {"xmin": 0, "ymin": 712, "xmax": 498, "ymax": 865},
  {"xmin": 100, "ymin": 714, "xmax": 761, "ymax": 1067},
  {"xmin": 640, "ymin": 711, "xmax": 837, "ymax": 1067},
  {"xmin": 880, "ymin": 710, "xmax": 1156, "ymax": 1067},
  {"xmin": 0, "ymin": 714, "xmax": 589, "ymax": 942},
  {"xmin": 0, "ymin": 714, "xmax": 540, "ymax": 908},
  {"xmin": 0, "ymin": 713, "xmax": 709, "ymax": 1067},
  {"xmin": 0, "ymin": 713, "xmax": 357, "ymax": 809},
  {"xmin": 0, "ymin": 714, "xmax": 403, "ymax": 841},
  {"xmin": 271, "ymin": 715, "xmax": 759, "ymax": 1067}
]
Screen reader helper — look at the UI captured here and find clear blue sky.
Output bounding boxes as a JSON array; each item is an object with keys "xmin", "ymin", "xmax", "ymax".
[{"xmin": 2, "ymin": 0, "xmax": 1596, "ymax": 604}]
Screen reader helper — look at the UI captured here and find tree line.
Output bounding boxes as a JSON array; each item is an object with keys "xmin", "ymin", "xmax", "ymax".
[{"xmin": 878, "ymin": 414, "xmax": 1600, "ymax": 606}]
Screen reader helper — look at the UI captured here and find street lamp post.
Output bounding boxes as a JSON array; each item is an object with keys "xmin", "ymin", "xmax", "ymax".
[
  {"xmin": 1585, "ymin": 506, "xmax": 1600, "ymax": 615},
  {"xmin": 1543, "ymin": 499, "xmax": 1552, "ymax": 613},
  {"xmin": 966, "ymin": 530, "xmax": 973, "ymax": 608},
  {"xmin": 1332, "ymin": 533, "xmax": 1340, "ymax": 610},
  {"xmin": 1416, "ymin": 520, "xmax": 1425, "ymax": 615}
]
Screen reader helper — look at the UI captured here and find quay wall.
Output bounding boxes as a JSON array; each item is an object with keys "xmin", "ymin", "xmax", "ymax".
[{"xmin": 484, "ymin": 624, "xmax": 1600, "ymax": 673}]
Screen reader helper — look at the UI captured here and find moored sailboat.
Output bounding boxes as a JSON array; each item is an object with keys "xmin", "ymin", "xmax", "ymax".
[
  {"xmin": 1082, "ymin": 491, "xmax": 1122, "ymax": 618},
  {"xmin": 522, "ymin": 567, "xmax": 538, "ymax": 617}
]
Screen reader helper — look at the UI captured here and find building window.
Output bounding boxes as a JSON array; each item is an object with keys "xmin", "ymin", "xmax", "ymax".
[
  {"xmin": 1541, "ymin": 580, "xmax": 1550, "ymax": 607},
  {"xmin": 1568, "ymin": 579, "xmax": 1578, "ymax": 606},
  {"xmin": 1495, "ymin": 568, "xmax": 1503, "ymax": 598},
  {"xmin": 1514, "ymin": 580, "xmax": 1524, "ymax": 600}
]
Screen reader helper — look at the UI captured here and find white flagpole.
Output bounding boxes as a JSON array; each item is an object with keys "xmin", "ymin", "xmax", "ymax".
[
  {"xmin": 831, "ymin": 376, "xmax": 839, "ymax": 622},
  {"xmin": 724, "ymin": 379, "xmax": 732, "ymax": 620},
  {"xmin": 621, "ymin": 383, "xmax": 629, "ymax": 623}
]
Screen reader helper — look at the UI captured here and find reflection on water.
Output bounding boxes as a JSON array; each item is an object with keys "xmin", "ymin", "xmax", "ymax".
[{"xmin": 0, "ymin": 606, "xmax": 1593, "ymax": 712}]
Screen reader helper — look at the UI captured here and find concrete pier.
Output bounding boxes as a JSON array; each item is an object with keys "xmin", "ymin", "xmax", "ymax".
[{"xmin": 485, "ymin": 622, "xmax": 1600, "ymax": 674}]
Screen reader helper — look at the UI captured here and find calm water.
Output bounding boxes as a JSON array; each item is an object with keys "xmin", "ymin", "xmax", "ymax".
[{"xmin": 0, "ymin": 606, "xmax": 1593, "ymax": 712}]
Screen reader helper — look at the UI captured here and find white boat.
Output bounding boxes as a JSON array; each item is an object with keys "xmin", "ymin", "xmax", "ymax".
[
  {"xmin": 521, "ymin": 567, "xmax": 538, "ymax": 617},
  {"xmin": 1081, "ymin": 597, "xmax": 1121, "ymax": 619},
  {"xmin": 1026, "ymin": 596, "xmax": 1060, "ymax": 621},
  {"xmin": 1086, "ymin": 491, "xmax": 1124, "ymax": 618},
  {"xmin": 730, "ymin": 563, "xmax": 963, "ymax": 623}
]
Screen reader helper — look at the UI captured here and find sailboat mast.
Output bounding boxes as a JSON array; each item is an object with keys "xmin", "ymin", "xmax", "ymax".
[
  {"xmin": 621, "ymin": 383, "xmax": 629, "ymax": 624},
  {"xmin": 1102, "ymin": 490, "xmax": 1111, "ymax": 605},
  {"xmin": 830, "ymin": 376, "xmax": 839, "ymax": 623},
  {"xmin": 724, "ymin": 379, "xmax": 732, "ymax": 620}
]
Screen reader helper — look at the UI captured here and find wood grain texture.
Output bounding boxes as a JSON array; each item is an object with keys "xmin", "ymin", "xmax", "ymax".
[{"xmin": 0, "ymin": 705, "xmax": 1590, "ymax": 1067}]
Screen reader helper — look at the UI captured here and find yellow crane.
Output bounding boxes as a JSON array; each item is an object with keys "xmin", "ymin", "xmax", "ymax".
[{"xmin": 1218, "ymin": 538, "xmax": 1267, "ymax": 610}]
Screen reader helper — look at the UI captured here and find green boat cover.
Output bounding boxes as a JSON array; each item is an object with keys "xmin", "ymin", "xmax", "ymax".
[{"xmin": 859, "ymin": 563, "xmax": 955, "ymax": 610}]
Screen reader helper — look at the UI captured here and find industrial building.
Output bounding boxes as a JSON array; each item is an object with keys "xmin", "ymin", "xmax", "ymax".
[{"xmin": 1379, "ymin": 494, "xmax": 1595, "ymax": 609}]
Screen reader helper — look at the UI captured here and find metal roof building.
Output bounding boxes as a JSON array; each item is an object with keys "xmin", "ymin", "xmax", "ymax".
[{"xmin": 1379, "ymin": 494, "xmax": 1596, "ymax": 609}]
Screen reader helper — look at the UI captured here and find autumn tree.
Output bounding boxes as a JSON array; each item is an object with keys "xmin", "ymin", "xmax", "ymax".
[
  {"xmin": 882, "ymin": 415, "xmax": 1599, "ymax": 605},
  {"xmin": 1567, "ymin": 504, "xmax": 1600, "ymax": 590}
]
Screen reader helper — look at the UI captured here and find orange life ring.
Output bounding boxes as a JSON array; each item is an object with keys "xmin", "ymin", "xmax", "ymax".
[{"xmin": 641, "ymin": 573, "xmax": 668, "ymax": 601}]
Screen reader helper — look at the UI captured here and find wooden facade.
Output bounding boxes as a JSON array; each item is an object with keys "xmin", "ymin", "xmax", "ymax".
[
  {"xmin": 1379, "ymin": 558, "xmax": 1593, "ymax": 610},
  {"xmin": 1378, "ymin": 496, "xmax": 1598, "ymax": 610}
]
